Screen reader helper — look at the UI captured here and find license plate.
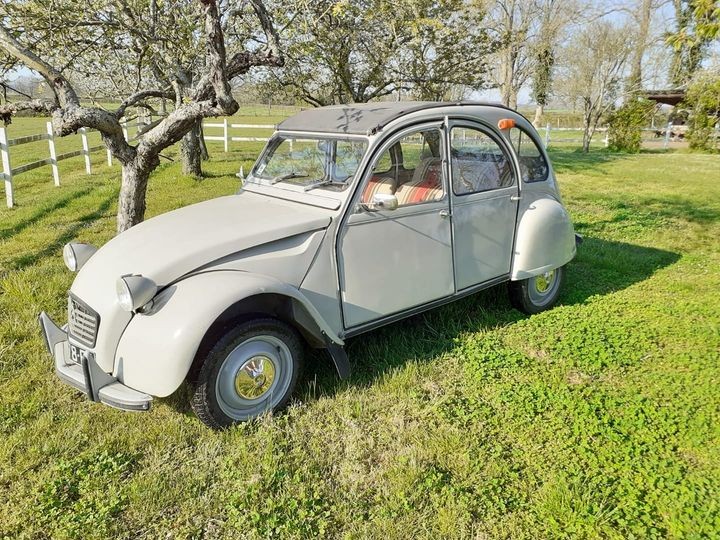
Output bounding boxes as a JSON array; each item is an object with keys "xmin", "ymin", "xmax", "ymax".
[{"xmin": 69, "ymin": 343, "xmax": 90, "ymax": 365}]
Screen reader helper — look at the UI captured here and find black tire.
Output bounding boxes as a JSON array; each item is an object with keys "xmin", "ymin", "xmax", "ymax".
[
  {"xmin": 191, "ymin": 318, "xmax": 303, "ymax": 429},
  {"xmin": 508, "ymin": 266, "xmax": 564, "ymax": 315}
]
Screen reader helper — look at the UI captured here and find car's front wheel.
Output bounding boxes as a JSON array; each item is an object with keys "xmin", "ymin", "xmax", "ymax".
[
  {"xmin": 508, "ymin": 266, "xmax": 564, "ymax": 314},
  {"xmin": 191, "ymin": 318, "xmax": 302, "ymax": 429}
]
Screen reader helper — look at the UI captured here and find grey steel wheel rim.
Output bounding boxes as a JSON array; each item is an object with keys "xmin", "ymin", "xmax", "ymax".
[
  {"xmin": 528, "ymin": 269, "xmax": 560, "ymax": 307},
  {"xmin": 215, "ymin": 335, "xmax": 293, "ymax": 420}
]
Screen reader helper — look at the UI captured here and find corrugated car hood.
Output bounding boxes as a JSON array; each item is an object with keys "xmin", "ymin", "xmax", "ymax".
[{"xmin": 72, "ymin": 191, "xmax": 332, "ymax": 291}]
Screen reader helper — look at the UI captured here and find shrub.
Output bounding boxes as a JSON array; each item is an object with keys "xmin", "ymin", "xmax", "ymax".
[
  {"xmin": 607, "ymin": 98, "xmax": 655, "ymax": 153},
  {"xmin": 683, "ymin": 71, "xmax": 720, "ymax": 152}
]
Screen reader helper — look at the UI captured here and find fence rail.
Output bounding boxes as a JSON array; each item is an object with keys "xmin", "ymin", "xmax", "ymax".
[{"xmin": 203, "ymin": 119, "xmax": 273, "ymax": 150}]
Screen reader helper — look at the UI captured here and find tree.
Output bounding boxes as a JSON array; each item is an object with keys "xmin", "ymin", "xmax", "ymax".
[
  {"xmin": 627, "ymin": 0, "xmax": 654, "ymax": 95},
  {"xmin": 667, "ymin": 0, "xmax": 720, "ymax": 86},
  {"xmin": 0, "ymin": 0, "xmax": 282, "ymax": 233},
  {"xmin": 556, "ymin": 21, "xmax": 631, "ymax": 152},
  {"xmin": 487, "ymin": 0, "xmax": 581, "ymax": 112},
  {"xmin": 682, "ymin": 68, "xmax": 720, "ymax": 151},
  {"xmin": 607, "ymin": 97, "xmax": 655, "ymax": 152},
  {"xmin": 530, "ymin": 1, "xmax": 558, "ymax": 125},
  {"xmin": 261, "ymin": 0, "xmax": 490, "ymax": 106},
  {"xmin": 0, "ymin": 1, "xmax": 235, "ymax": 178},
  {"xmin": 485, "ymin": 0, "xmax": 540, "ymax": 109}
]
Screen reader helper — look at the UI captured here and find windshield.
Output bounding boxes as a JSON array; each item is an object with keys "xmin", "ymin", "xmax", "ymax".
[{"xmin": 249, "ymin": 135, "xmax": 368, "ymax": 192}]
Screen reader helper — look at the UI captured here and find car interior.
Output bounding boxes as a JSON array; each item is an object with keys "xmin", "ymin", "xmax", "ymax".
[{"xmin": 361, "ymin": 130, "xmax": 444, "ymax": 206}]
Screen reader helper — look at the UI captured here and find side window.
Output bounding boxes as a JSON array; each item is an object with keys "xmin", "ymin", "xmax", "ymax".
[
  {"xmin": 450, "ymin": 127, "xmax": 514, "ymax": 195},
  {"xmin": 361, "ymin": 128, "xmax": 445, "ymax": 207},
  {"xmin": 373, "ymin": 148, "xmax": 392, "ymax": 175},
  {"xmin": 509, "ymin": 127, "xmax": 549, "ymax": 183}
]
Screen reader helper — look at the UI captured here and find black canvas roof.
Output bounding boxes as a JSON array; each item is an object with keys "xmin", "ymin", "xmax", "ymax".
[{"xmin": 276, "ymin": 101, "xmax": 511, "ymax": 135}]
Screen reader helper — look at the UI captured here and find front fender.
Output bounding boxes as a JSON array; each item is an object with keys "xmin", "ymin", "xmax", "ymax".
[
  {"xmin": 114, "ymin": 270, "xmax": 343, "ymax": 397},
  {"xmin": 511, "ymin": 197, "xmax": 576, "ymax": 280}
]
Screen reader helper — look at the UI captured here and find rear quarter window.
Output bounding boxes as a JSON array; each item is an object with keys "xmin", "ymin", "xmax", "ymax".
[{"xmin": 510, "ymin": 127, "xmax": 550, "ymax": 183}]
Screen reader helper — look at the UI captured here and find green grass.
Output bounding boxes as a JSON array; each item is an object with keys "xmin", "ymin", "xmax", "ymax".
[{"xmin": 0, "ymin": 114, "xmax": 719, "ymax": 539}]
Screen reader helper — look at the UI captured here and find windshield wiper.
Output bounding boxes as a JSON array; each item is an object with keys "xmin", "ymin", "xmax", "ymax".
[
  {"xmin": 270, "ymin": 172, "xmax": 309, "ymax": 185},
  {"xmin": 303, "ymin": 178, "xmax": 346, "ymax": 192}
]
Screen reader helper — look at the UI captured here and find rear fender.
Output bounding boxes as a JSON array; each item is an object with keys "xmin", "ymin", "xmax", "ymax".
[
  {"xmin": 114, "ymin": 270, "xmax": 344, "ymax": 397},
  {"xmin": 511, "ymin": 197, "xmax": 576, "ymax": 280}
]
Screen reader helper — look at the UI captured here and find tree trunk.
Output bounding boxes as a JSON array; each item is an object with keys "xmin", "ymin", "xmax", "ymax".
[
  {"xmin": 181, "ymin": 119, "xmax": 203, "ymax": 177},
  {"xmin": 117, "ymin": 162, "xmax": 153, "ymax": 233},
  {"xmin": 582, "ymin": 122, "xmax": 592, "ymax": 153},
  {"xmin": 628, "ymin": 0, "xmax": 652, "ymax": 96},
  {"xmin": 199, "ymin": 122, "xmax": 210, "ymax": 161},
  {"xmin": 533, "ymin": 104, "xmax": 544, "ymax": 127},
  {"xmin": 509, "ymin": 90, "xmax": 518, "ymax": 110}
]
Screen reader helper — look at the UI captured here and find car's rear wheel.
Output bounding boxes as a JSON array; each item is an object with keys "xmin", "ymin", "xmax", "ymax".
[
  {"xmin": 191, "ymin": 318, "xmax": 302, "ymax": 429},
  {"xmin": 508, "ymin": 266, "xmax": 564, "ymax": 314}
]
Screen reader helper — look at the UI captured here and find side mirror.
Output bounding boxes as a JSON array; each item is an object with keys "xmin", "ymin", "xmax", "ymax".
[{"xmin": 371, "ymin": 193, "xmax": 398, "ymax": 211}]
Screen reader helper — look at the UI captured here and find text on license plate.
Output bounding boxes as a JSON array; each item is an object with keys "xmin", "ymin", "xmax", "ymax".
[{"xmin": 69, "ymin": 344, "xmax": 90, "ymax": 365}]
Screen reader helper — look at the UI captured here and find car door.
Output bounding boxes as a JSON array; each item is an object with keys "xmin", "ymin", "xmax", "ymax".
[
  {"xmin": 447, "ymin": 121, "xmax": 519, "ymax": 290},
  {"xmin": 337, "ymin": 123, "xmax": 454, "ymax": 328}
]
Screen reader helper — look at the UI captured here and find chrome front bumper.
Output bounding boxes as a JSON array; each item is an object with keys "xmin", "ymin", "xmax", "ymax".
[{"xmin": 39, "ymin": 311, "xmax": 152, "ymax": 412}]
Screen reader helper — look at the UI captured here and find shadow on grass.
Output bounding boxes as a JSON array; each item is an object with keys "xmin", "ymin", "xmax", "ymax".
[
  {"xmin": 8, "ymin": 190, "xmax": 118, "ymax": 271},
  {"xmin": 310, "ymin": 237, "xmax": 680, "ymax": 392},
  {"xmin": 163, "ymin": 237, "xmax": 680, "ymax": 419},
  {"xmin": 0, "ymin": 187, "xmax": 95, "ymax": 242}
]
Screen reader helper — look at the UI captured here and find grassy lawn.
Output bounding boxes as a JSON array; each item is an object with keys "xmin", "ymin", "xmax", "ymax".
[{"xmin": 0, "ymin": 117, "xmax": 719, "ymax": 539}]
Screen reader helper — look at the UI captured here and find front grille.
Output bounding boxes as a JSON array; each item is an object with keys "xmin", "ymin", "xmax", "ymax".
[{"xmin": 68, "ymin": 295, "xmax": 100, "ymax": 348}]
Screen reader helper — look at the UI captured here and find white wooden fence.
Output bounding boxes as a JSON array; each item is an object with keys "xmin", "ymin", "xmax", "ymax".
[
  {"xmin": 0, "ymin": 118, "xmax": 272, "ymax": 208},
  {"xmin": 7, "ymin": 118, "xmax": 703, "ymax": 209},
  {"xmin": 0, "ymin": 117, "xmax": 150, "ymax": 208},
  {"xmin": 539, "ymin": 123, "xmax": 698, "ymax": 149},
  {"xmin": 202, "ymin": 119, "xmax": 273, "ymax": 151}
]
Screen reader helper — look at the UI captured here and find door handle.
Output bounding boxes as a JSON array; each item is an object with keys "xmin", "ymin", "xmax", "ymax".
[
  {"xmin": 439, "ymin": 210, "xmax": 451, "ymax": 218},
  {"xmin": 510, "ymin": 195, "xmax": 522, "ymax": 201}
]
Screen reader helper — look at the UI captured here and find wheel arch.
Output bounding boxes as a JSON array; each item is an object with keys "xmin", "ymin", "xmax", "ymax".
[
  {"xmin": 114, "ymin": 270, "xmax": 346, "ymax": 398},
  {"xmin": 511, "ymin": 196, "xmax": 576, "ymax": 280}
]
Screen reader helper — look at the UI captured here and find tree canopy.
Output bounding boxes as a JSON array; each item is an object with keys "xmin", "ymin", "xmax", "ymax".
[{"xmin": 260, "ymin": 0, "xmax": 491, "ymax": 106}]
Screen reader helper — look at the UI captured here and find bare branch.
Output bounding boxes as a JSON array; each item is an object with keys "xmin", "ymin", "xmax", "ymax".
[
  {"xmin": 0, "ymin": 24, "xmax": 79, "ymax": 107},
  {"xmin": 0, "ymin": 80, "xmax": 34, "ymax": 100},
  {"xmin": 200, "ymin": 0, "xmax": 236, "ymax": 113},
  {"xmin": 115, "ymin": 89, "xmax": 174, "ymax": 118},
  {"xmin": 0, "ymin": 99, "xmax": 56, "ymax": 124}
]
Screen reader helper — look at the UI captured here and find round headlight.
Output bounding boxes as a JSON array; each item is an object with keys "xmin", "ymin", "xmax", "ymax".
[
  {"xmin": 116, "ymin": 275, "xmax": 157, "ymax": 312},
  {"xmin": 63, "ymin": 243, "xmax": 97, "ymax": 272},
  {"xmin": 63, "ymin": 244, "xmax": 77, "ymax": 271}
]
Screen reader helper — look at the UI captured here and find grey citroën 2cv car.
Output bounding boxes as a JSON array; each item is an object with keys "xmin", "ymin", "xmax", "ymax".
[{"xmin": 40, "ymin": 102, "xmax": 578, "ymax": 428}]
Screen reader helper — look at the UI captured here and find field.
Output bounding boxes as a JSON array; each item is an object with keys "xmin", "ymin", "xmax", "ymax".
[{"xmin": 1, "ymin": 111, "xmax": 719, "ymax": 539}]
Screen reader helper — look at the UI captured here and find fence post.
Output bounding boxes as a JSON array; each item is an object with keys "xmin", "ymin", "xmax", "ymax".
[
  {"xmin": 604, "ymin": 128, "xmax": 609, "ymax": 148},
  {"xmin": 223, "ymin": 117, "xmax": 229, "ymax": 152},
  {"xmin": 46, "ymin": 122, "xmax": 61, "ymax": 186},
  {"xmin": 80, "ymin": 128, "xmax": 91, "ymax": 174},
  {"xmin": 664, "ymin": 122, "xmax": 672, "ymax": 149},
  {"xmin": 122, "ymin": 120, "xmax": 129, "ymax": 142},
  {"xmin": 107, "ymin": 148, "xmax": 113, "ymax": 167},
  {"xmin": 545, "ymin": 123, "xmax": 551, "ymax": 149},
  {"xmin": 0, "ymin": 127, "xmax": 13, "ymax": 208}
]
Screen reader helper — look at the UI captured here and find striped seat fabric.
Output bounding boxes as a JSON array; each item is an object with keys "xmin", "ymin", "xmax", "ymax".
[
  {"xmin": 361, "ymin": 175, "xmax": 394, "ymax": 204},
  {"xmin": 395, "ymin": 158, "xmax": 443, "ymax": 206}
]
